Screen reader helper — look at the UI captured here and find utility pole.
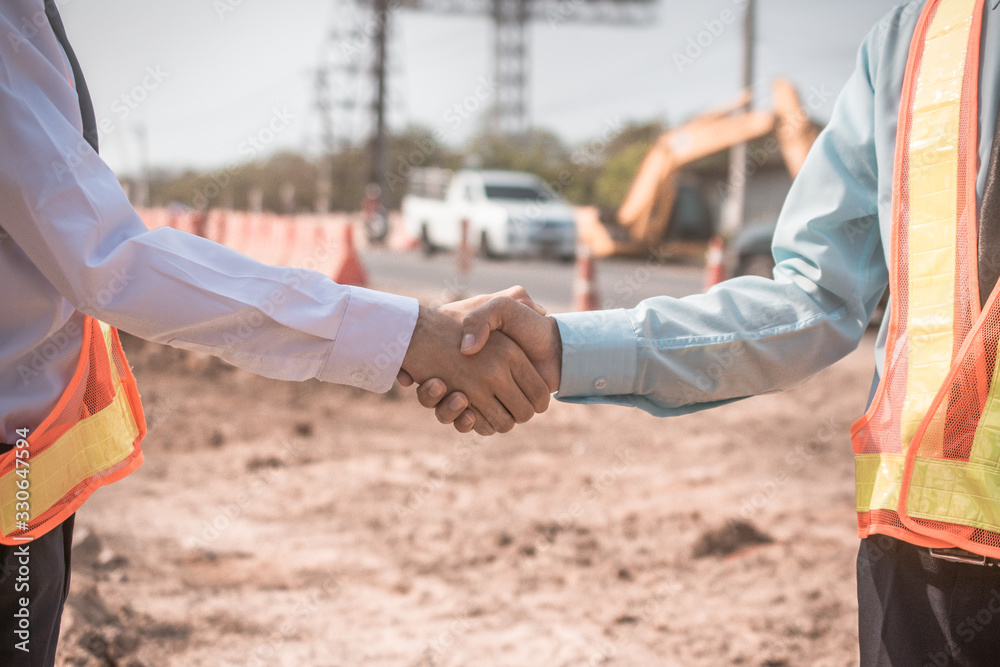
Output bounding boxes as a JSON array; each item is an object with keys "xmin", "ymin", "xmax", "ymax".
[
  {"xmin": 133, "ymin": 124, "xmax": 151, "ymax": 208},
  {"xmin": 370, "ymin": 0, "xmax": 390, "ymax": 199},
  {"xmin": 314, "ymin": 67, "xmax": 334, "ymax": 214},
  {"xmin": 720, "ymin": 0, "xmax": 755, "ymax": 238}
]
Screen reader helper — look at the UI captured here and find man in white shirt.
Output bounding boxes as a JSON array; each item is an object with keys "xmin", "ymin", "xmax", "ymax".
[{"xmin": 0, "ymin": 1, "xmax": 551, "ymax": 664}]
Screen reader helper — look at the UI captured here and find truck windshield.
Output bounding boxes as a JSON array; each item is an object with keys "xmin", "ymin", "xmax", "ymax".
[{"xmin": 484, "ymin": 185, "xmax": 550, "ymax": 201}]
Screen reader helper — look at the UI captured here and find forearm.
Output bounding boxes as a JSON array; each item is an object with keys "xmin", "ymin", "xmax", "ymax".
[
  {"xmin": 554, "ymin": 268, "xmax": 884, "ymax": 417},
  {"xmin": 0, "ymin": 20, "xmax": 418, "ymax": 392}
]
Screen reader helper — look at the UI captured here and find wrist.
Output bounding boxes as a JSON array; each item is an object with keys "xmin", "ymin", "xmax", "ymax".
[{"xmin": 549, "ymin": 315, "xmax": 563, "ymax": 390}]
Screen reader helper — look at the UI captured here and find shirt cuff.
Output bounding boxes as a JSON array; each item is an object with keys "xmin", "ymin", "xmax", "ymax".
[
  {"xmin": 553, "ymin": 309, "xmax": 638, "ymax": 398},
  {"xmin": 319, "ymin": 287, "xmax": 419, "ymax": 393}
]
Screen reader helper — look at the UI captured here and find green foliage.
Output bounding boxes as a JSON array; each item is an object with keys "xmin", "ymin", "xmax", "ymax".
[
  {"xmin": 593, "ymin": 140, "xmax": 655, "ymax": 210},
  {"xmin": 144, "ymin": 120, "xmax": 668, "ymax": 213}
]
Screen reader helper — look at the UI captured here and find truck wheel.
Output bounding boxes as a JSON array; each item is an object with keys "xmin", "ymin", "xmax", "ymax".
[
  {"xmin": 479, "ymin": 230, "xmax": 497, "ymax": 259},
  {"xmin": 420, "ymin": 224, "xmax": 436, "ymax": 257}
]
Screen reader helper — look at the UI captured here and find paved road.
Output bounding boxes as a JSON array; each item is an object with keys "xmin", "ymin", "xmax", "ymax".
[{"xmin": 362, "ymin": 247, "xmax": 707, "ymax": 313}]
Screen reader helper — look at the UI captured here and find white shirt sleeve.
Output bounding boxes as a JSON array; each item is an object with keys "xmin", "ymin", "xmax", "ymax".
[{"xmin": 0, "ymin": 1, "xmax": 417, "ymax": 393}]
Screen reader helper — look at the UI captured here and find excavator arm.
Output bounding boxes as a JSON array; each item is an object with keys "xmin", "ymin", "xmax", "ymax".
[{"xmin": 576, "ymin": 79, "xmax": 819, "ymax": 257}]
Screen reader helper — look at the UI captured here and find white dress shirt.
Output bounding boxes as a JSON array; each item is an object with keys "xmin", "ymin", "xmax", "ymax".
[{"xmin": 0, "ymin": 0, "xmax": 418, "ymax": 442}]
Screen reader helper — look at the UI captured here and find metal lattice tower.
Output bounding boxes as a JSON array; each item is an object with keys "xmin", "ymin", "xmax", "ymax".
[
  {"xmin": 402, "ymin": 0, "xmax": 657, "ymax": 135},
  {"xmin": 313, "ymin": 0, "xmax": 371, "ymax": 211},
  {"xmin": 317, "ymin": 0, "xmax": 657, "ymax": 203},
  {"xmin": 492, "ymin": 0, "xmax": 531, "ymax": 134}
]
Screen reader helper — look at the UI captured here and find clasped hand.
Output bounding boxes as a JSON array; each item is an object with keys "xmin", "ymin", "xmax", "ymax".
[{"xmin": 398, "ymin": 287, "xmax": 562, "ymax": 435}]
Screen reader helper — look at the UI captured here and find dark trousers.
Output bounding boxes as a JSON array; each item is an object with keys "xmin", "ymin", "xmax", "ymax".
[
  {"xmin": 858, "ymin": 535, "xmax": 1000, "ymax": 666},
  {"xmin": 0, "ymin": 440, "xmax": 74, "ymax": 667}
]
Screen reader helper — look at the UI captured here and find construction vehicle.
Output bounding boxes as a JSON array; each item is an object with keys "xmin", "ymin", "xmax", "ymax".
[{"xmin": 576, "ymin": 79, "xmax": 821, "ymax": 258}]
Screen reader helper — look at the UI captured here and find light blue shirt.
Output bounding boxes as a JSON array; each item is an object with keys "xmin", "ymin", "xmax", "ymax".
[{"xmin": 553, "ymin": 0, "xmax": 1000, "ymax": 417}]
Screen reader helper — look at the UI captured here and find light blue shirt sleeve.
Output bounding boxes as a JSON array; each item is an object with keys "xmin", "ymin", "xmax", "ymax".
[{"xmin": 553, "ymin": 8, "xmax": 898, "ymax": 418}]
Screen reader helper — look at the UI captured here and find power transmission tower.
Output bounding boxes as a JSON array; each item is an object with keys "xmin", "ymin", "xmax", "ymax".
[
  {"xmin": 319, "ymin": 0, "xmax": 657, "ymax": 208},
  {"xmin": 407, "ymin": 0, "xmax": 657, "ymax": 135},
  {"xmin": 313, "ymin": 0, "xmax": 369, "ymax": 212}
]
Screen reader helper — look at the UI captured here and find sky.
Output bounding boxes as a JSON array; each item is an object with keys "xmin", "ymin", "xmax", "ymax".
[{"xmin": 59, "ymin": 0, "xmax": 902, "ymax": 176}]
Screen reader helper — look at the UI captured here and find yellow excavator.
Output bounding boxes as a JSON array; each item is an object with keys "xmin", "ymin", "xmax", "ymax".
[{"xmin": 576, "ymin": 79, "xmax": 821, "ymax": 257}]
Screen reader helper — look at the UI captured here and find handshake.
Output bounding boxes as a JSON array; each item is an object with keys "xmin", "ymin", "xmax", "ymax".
[{"xmin": 397, "ymin": 287, "xmax": 562, "ymax": 436}]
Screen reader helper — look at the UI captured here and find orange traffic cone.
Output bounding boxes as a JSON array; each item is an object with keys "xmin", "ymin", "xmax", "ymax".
[
  {"xmin": 332, "ymin": 224, "xmax": 369, "ymax": 287},
  {"xmin": 703, "ymin": 235, "xmax": 727, "ymax": 291},
  {"xmin": 572, "ymin": 244, "xmax": 600, "ymax": 312}
]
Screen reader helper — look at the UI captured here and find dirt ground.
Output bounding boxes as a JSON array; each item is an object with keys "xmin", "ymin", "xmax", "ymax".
[{"xmin": 53, "ymin": 326, "xmax": 877, "ymax": 667}]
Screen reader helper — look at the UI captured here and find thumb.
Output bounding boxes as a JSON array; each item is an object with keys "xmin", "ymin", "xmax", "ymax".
[{"xmin": 461, "ymin": 297, "xmax": 519, "ymax": 355}]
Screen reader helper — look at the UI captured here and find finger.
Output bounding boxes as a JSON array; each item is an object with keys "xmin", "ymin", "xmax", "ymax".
[
  {"xmin": 416, "ymin": 378, "xmax": 449, "ymax": 408},
  {"xmin": 433, "ymin": 392, "xmax": 470, "ymax": 424},
  {"xmin": 511, "ymin": 357, "xmax": 552, "ymax": 414},
  {"xmin": 466, "ymin": 406, "xmax": 495, "ymax": 436},
  {"xmin": 397, "ymin": 369, "xmax": 414, "ymax": 387},
  {"xmin": 453, "ymin": 408, "xmax": 477, "ymax": 433},
  {"xmin": 516, "ymin": 297, "xmax": 547, "ymax": 316},
  {"xmin": 501, "ymin": 285, "xmax": 547, "ymax": 316},
  {"xmin": 461, "ymin": 297, "xmax": 520, "ymax": 355},
  {"xmin": 493, "ymin": 369, "xmax": 537, "ymax": 426},
  {"xmin": 474, "ymin": 395, "xmax": 516, "ymax": 434}
]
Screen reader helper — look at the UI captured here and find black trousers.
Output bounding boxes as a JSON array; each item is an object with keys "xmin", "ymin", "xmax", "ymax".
[
  {"xmin": 0, "ymin": 440, "xmax": 74, "ymax": 667},
  {"xmin": 858, "ymin": 535, "xmax": 1000, "ymax": 666}
]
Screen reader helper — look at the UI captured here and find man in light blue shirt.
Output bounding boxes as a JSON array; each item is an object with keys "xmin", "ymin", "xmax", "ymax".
[{"xmin": 419, "ymin": 1, "xmax": 1000, "ymax": 663}]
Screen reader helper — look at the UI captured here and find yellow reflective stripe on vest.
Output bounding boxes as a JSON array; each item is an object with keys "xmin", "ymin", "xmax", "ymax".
[
  {"xmin": 858, "ymin": 454, "xmax": 1000, "ymax": 531},
  {"xmin": 901, "ymin": 0, "xmax": 979, "ymax": 452},
  {"xmin": 0, "ymin": 323, "xmax": 139, "ymax": 536},
  {"xmin": 971, "ymin": 355, "xmax": 1000, "ymax": 465}
]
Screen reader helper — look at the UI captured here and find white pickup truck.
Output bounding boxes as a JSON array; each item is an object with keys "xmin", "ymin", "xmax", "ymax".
[{"xmin": 402, "ymin": 169, "xmax": 577, "ymax": 261}]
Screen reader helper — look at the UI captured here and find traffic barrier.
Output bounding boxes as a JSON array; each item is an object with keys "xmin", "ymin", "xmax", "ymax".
[
  {"xmin": 572, "ymin": 244, "xmax": 601, "ymax": 312},
  {"xmin": 703, "ymin": 235, "xmax": 727, "ymax": 291},
  {"xmin": 134, "ymin": 208, "xmax": 369, "ymax": 288}
]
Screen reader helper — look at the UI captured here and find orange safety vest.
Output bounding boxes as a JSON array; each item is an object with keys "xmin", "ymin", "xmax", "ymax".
[
  {"xmin": 849, "ymin": 0, "xmax": 1000, "ymax": 556},
  {"xmin": 0, "ymin": 317, "xmax": 145, "ymax": 544}
]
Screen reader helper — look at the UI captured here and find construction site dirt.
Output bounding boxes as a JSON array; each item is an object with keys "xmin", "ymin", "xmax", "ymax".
[{"xmin": 54, "ymin": 327, "xmax": 875, "ymax": 667}]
